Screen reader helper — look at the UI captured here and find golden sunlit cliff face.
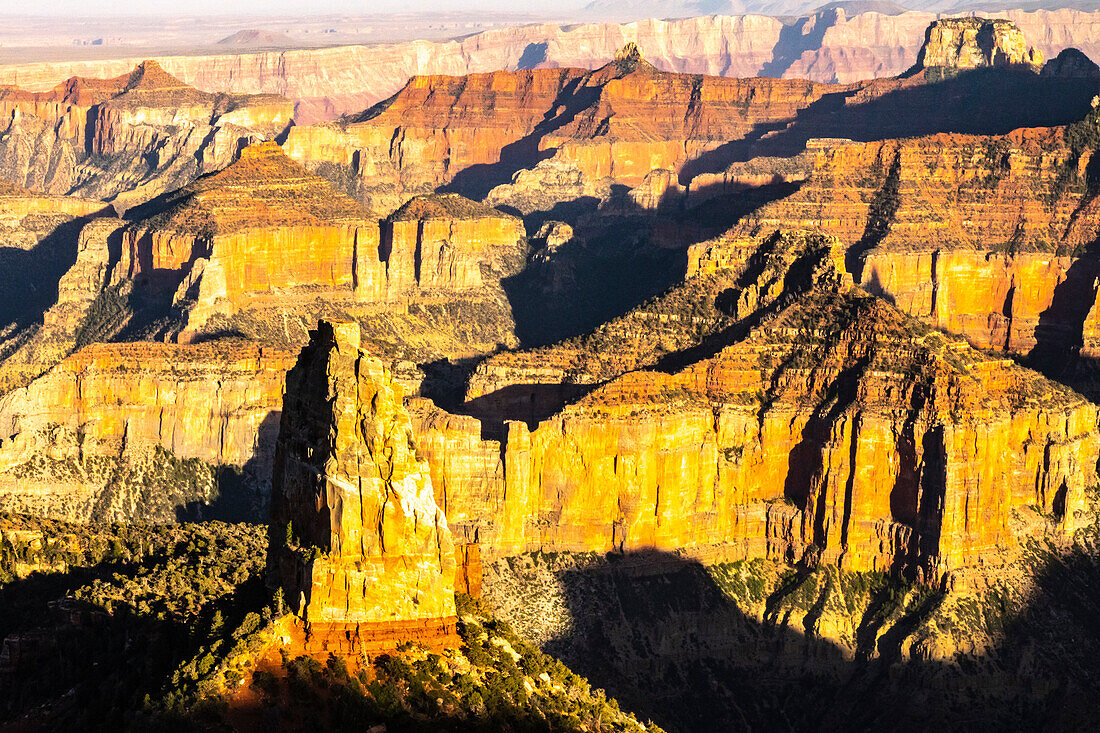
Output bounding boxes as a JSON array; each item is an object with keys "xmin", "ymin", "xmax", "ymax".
[
  {"xmin": 407, "ymin": 232, "xmax": 1098, "ymax": 582},
  {"xmin": 98, "ymin": 144, "xmax": 525, "ymax": 360},
  {"xmin": 0, "ymin": 340, "xmax": 294, "ymax": 522},
  {"xmin": 721, "ymin": 120, "xmax": 1100, "ymax": 397},
  {"xmin": 269, "ymin": 320, "xmax": 458, "ymax": 654}
]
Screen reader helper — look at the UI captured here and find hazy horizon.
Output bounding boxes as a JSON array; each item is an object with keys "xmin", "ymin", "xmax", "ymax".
[{"xmin": 0, "ymin": 0, "xmax": 583, "ymax": 16}]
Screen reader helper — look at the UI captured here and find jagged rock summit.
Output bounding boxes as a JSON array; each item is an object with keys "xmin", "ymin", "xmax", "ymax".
[
  {"xmin": 911, "ymin": 17, "xmax": 1043, "ymax": 76},
  {"xmin": 269, "ymin": 320, "xmax": 458, "ymax": 653}
]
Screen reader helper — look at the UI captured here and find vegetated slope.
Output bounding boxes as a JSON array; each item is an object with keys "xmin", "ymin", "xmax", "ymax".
[{"xmin": 0, "ymin": 513, "xmax": 661, "ymax": 732}]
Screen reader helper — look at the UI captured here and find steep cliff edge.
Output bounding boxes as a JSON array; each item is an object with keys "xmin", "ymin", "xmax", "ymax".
[
  {"xmin": 412, "ymin": 235, "xmax": 1098, "ymax": 580},
  {"xmin": 0, "ymin": 340, "xmax": 294, "ymax": 522},
  {"xmin": 0, "ymin": 61, "xmax": 291, "ymax": 210},
  {"xmin": 105, "ymin": 145, "xmax": 523, "ymax": 361},
  {"xmin": 0, "ymin": 185, "xmax": 116, "ymax": 393},
  {"xmin": 910, "ymin": 17, "xmax": 1044, "ymax": 77},
  {"xmin": 724, "ymin": 117, "xmax": 1100, "ymax": 395},
  {"xmin": 268, "ymin": 320, "xmax": 457, "ymax": 653},
  {"xmin": 283, "ymin": 52, "xmax": 848, "ymax": 213},
  {"xmin": 286, "ymin": 27, "xmax": 1096, "ymax": 218}
]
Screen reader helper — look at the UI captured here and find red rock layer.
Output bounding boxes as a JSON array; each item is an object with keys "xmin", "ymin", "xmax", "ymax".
[
  {"xmin": 284, "ymin": 52, "xmax": 846, "ymax": 213},
  {"xmin": 725, "ymin": 126, "xmax": 1100, "ymax": 360}
]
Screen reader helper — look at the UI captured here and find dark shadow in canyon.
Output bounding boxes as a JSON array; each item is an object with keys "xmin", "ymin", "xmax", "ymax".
[
  {"xmin": 0, "ymin": 217, "xmax": 88, "ymax": 334},
  {"xmin": 500, "ymin": 180, "xmax": 803, "ymax": 351},
  {"xmin": 441, "ymin": 73, "xmax": 605, "ymax": 202},
  {"xmin": 679, "ymin": 68, "xmax": 1100, "ymax": 183},
  {"xmin": 1026, "ymin": 255, "xmax": 1100, "ymax": 398},
  {"xmin": 173, "ymin": 411, "xmax": 282, "ymax": 525},
  {"xmin": 516, "ymin": 42, "xmax": 549, "ymax": 70},
  {"xmin": 759, "ymin": 10, "xmax": 833, "ymax": 80},
  {"xmin": 453, "ymin": 182, "xmax": 802, "ymax": 430},
  {"xmin": 0, "ymin": 548, "xmax": 268, "ymax": 729},
  {"xmin": 539, "ymin": 545, "xmax": 1100, "ymax": 733}
]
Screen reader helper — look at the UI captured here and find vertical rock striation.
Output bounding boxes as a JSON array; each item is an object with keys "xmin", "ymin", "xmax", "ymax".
[{"xmin": 269, "ymin": 320, "xmax": 457, "ymax": 653}]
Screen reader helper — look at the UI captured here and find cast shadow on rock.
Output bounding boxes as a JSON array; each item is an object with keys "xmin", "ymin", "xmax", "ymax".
[{"xmin": 541, "ymin": 546, "xmax": 1100, "ymax": 733}]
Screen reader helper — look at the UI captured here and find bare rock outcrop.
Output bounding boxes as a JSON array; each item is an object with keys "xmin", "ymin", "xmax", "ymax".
[
  {"xmin": 0, "ymin": 340, "xmax": 293, "ymax": 522},
  {"xmin": 0, "ymin": 10, "xmax": 1097, "ymax": 119},
  {"xmin": 269, "ymin": 320, "xmax": 457, "ymax": 653},
  {"xmin": 414, "ymin": 236, "xmax": 1098, "ymax": 580},
  {"xmin": 912, "ymin": 17, "xmax": 1043, "ymax": 76},
  {"xmin": 0, "ymin": 61, "xmax": 291, "ymax": 210}
]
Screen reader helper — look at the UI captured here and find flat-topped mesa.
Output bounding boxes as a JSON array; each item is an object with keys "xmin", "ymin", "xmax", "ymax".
[
  {"xmin": 0, "ymin": 60, "xmax": 292, "ymax": 206},
  {"xmin": 912, "ymin": 18, "xmax": 1043, "ymax": 77},
  {"xmin": 117, "ymin": 141, "xmax": 381, "ymax": 340},
  {"xmin": 378, "ymin": 193, "xmax": 526, "ymax": 295},
  {"xmin": 269, "ymin": 320, "xmax": 458, "ymax": 654}
]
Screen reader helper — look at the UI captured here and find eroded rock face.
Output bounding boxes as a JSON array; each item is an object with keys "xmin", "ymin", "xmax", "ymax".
[
  {"xmin": 913, "ymin": 17, "xmax": 1042, "ymax": 75},
  {"xmin": 285, "ymin": 54, "xmax": 845, "ymax": 214},
  {"xmin": 0, "ymin": 185, "xmax": 117, "ymax": 392},
  {"xmin": 378, "ymin": 193, "xmax": 527, "ymax": 296},
  {"xmin": 269, "ymin": 320, "xmax": 457, "ymax": 652},
  {"xmin": 117, "ymin": 141, "xmax": 379, "ymax": 341},
  {"xmin": 413, "ymin": 235, "xmax": 1098, "ymax": 580},
  {"xmin": 727, "ymin": 125, "xmax": 1100, "ymax": 391},
  {"xmin": 0, "ymin": 340, "xmax": 293, "ymax": 522},
  {"xmin": 0, "ymin": 10, "xmax": 1097, "ymax": 119},
  {"xmin": 0, "ymin": 61, "xmax": 291, "ymax": 210}
]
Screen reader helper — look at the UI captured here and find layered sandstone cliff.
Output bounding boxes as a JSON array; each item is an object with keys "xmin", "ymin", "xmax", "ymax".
[
  {"xmin": 285, "ymin": 48, "xmax": 848, "ymax": 213},
  {"xmin": 411, "ymin": 238, "xmax": 1097, "ymax": 579},
  {"xmin": 912, "ymin": 17, "xmax": 1043, "ymax": 75},
  {"xmin": 379, "ymin": 193, "xmax": 527, "ymax": 295},
  {"xmin": 723, "ymin": 122, "xmax": 1100, "ymax": 390},
  {"xmin": 0, "ymin": 340, "xmax": 294, "ymax": 522},
  {"xmin": 0, "ymin": 185, "xmax": 116, "ymax": 392},
  {"xmin": 269, "ymin": 320, "xmax": 457, "ymax": 652},
  {"xmin": 108, "ymin": 145, "xmax": 523, "ymax": 361},
  {"xmin": 284, "ymin": 23, "xmax": 1096, "ymax": 218},
  {"xmin": 0, "ymin": 61, "xmax": 291, "ymax": 209},
  {"xmin": 117, "ymin": 141, "xmax": 378, "ymax": 341}
]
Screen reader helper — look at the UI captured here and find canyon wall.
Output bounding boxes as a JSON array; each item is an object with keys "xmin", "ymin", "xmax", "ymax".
[
  {"xmin": 409, "ymin": 233, "xmax": 1098, "ymax": 580},
  {"xmin": 0, "ymin": 61, "xmax": 291, "ymax": 210},
  {"xmin": 724, "ymin": 121, "xmax": 1100, "ymax": 388},
  {"xmin": 0, "ymin": 340, "xmax": 294, "ymax": 522},
  {"xmin": 0, "ymin": 9, "xmax": 1097, "ymax": 123}
]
